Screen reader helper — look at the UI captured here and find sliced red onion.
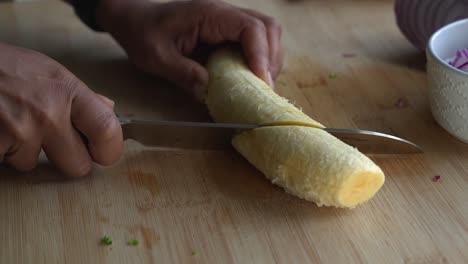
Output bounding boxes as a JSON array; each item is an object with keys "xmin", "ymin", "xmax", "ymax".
[{"xmin": 447, "ymin": 49, "xmax": 468, "ymax": 72}]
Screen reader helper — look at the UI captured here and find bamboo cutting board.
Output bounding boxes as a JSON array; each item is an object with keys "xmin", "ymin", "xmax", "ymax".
[{"xmin": 0, "ymin": 0, "xmax": 467, "ymax": 263}]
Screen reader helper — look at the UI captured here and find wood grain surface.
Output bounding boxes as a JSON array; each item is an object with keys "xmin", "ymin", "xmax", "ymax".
[{"xmin": 0, "ymin": 0, "xmax": 467, "ymax": 263}]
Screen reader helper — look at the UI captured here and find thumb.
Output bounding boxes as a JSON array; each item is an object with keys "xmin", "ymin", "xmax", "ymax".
[{"xmin": 156, "ymin": 47, "xmax": 209, "ymax": 102}]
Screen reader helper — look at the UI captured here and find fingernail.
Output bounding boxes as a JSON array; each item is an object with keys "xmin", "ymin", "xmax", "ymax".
[
  {"xmin": 267, "ymin": 71, "xmax": 274, "ymax": 88},
  {"xmin": 97, "ymin": 94, "xmax": 115, "ymax": 108}
]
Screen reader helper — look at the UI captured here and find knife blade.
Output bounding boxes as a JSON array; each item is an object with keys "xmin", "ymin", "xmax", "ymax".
[{"xmin": 118, "ymin": 116, "xmax": 423, "ymax": 154}]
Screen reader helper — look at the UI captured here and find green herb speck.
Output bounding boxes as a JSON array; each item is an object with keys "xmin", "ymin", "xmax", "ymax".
[
  {"xmin": 128, "ymin": 239, "xmax": 139, "ymax": 246},
  {"xmin": 100, "ymin": 236, "xmax": 112, "ymax": 246},
  {"xmin": 328, "ymin": 73, "xmax": 337, "ymax": 79},
  {"xmin": 192, "ymin": 249, "xmax": 200, "ymax": 256}
]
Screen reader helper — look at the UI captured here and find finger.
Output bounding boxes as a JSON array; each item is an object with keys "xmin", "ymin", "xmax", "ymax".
[
  {"xmin": 71, "ymin": 86, "xmax": 123, "ymax": 166},
  {"xmin": 96, "ymin": 94, "xmax": 115, "ymax": 109},
  {"xmin": 199, "ymin": 12, "xmax": 270, "ymax": 85},
  {"xmin": 4, "ymin": 139, "xmax": 41, "ymax": 172},
  {"xmin": 239, "ymin": 17, "xmax": 271, "ymax": 86},
  {"xmin": 150, "ymin": 45, "xmax": 209, "ymax": 102},
  {"xmin": 42, "ymin": 123, "xmax": 92, "ymax": 178},
  {"xmin": 242, "ymin": 9, "xmax": 284, "ymax": 79}
]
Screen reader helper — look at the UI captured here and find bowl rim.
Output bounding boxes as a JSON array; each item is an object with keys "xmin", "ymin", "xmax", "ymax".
[{"xmin": 428, "ymin": 18, "xmax": 468, "ymax": 77}]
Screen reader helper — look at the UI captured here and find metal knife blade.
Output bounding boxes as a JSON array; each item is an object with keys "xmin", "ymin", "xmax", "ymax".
[
  {"xmin": 118, "ymin": 117, "xmax": 422, "ymax": 154},
  {"xmin": 323, "ymin": 128, "xmax": 422, "ymax": 154},
  {"xmin": 119, "ymin": 117, "xmax": 255, "ymax": 150}
]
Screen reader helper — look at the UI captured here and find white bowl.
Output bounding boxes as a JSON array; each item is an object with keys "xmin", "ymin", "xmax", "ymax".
[{"xmin": 427, "ymin": 18, "xmax": 468, "ymax": 143}]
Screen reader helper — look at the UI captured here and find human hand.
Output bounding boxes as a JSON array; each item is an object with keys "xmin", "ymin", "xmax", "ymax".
[
  {"xmin": 97, "ymin": 0, "xmax": 283, "ymax": 100},
  {"xmin": 0, "ymin": 42, "xmax": 123, "ymax": 177}
]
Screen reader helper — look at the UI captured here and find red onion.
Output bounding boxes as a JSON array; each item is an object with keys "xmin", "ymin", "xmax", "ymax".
[
  {"xmin": 395, "ymin": 0, "xmax": 468, "ymax": 50},
  {"xmin": 447, "ymin": 49, "xmax": 468, "ymax": 72}
]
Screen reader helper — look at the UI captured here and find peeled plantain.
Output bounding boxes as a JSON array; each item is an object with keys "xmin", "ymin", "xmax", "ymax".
[{"xmin": 204, "ymin": 48, "xmax": 384, "ymax": 208}]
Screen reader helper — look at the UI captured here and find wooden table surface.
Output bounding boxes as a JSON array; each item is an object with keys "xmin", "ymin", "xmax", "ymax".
[{"xmin": 1, "ymin": 1, "xmax": 467, "ymax": 263}]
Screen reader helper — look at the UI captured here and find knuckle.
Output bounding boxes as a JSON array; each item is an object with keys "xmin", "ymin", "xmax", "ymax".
[
  {"xmin": 46, "ymin": 66, "xmax": 69, "ymax": 81},
  {"xmin": 33, "ymin": 104, "xmax": 58, "ymax": 130},
  {"xmin": 29, "ymin": 101, "xmax": 65, "ymax": 136}
]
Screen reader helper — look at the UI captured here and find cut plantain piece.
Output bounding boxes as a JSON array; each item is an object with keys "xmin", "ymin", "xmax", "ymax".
[
  {"xmin": 205, "ymin": 48, "xmax": 385, "ymax": 208},
  {"xmin": 233, "ymin": 126, "xmax": 384, "ymax": 208}
]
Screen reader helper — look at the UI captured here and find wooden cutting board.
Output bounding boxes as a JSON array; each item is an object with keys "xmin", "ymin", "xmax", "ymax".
[{"xmin": 0, "ymin": 0, "xmax": 467, "ymax": 263}]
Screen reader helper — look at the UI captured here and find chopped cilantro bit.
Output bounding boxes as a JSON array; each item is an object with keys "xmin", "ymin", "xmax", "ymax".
[
  {"xmin": 328, "ymin": 73, "xmax": 337, "ymax": 79},
  {"xmin": 128, "ymin": 239, "xmax": 139, "ymax": 246},
  {"xmin": 192, "ymin": 249, "xmax": 200, "ymax": 256},
  {"xmin": 100, "ymin": 236, "xmax": 112, "ymax": 246}
]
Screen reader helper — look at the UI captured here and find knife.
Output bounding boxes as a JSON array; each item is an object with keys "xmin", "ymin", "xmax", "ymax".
[{"xmin": 118, "ymin": 116, "xmax": 422, "ymax": 154}]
